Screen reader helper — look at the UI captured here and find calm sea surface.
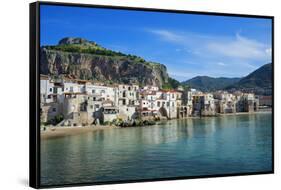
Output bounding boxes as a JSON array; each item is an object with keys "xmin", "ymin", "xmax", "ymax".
[{"xmin": 41, "ymin": 113, "xmax": 272, "ymax": 186}]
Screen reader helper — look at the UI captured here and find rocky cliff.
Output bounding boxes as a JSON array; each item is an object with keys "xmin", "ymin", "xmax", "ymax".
[{"xmin": 40, "ymin": 37, "xmax": 169, "ymax": 87}]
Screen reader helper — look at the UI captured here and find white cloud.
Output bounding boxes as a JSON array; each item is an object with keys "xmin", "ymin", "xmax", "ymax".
[
  {"xmin": 217, "ymin": 62, "xmax": 226, "ymax": 66},
  {"xmin": 147, "ymin": 29, "xmax": 271, "ymax": 62},
  {"xmin": 265, "ymin": 48, "xmax": 272, "ymax": 55},
  {"xmin": 146, "ymin": 28, "xmax": 271, "ymax": 80},
  {"xmin": 149, "ymin": 29, "xmax": 185, "ymax": 43},
  {"xmin": 207, "ymin": 33, "xmax": 269, "ymax": 60}
]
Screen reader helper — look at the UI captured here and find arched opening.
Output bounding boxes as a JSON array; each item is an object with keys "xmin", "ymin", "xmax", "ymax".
[
  {"xmin": 92, "ymin": 107, "xmax": 104, "ymax": 125},
  {"xmin": 159, "ymin": 107, "xmax": 168, "ymax": 118},
  {"xmin": 184, "ymin": 107, "xmax": 187, "ymax": 117}
]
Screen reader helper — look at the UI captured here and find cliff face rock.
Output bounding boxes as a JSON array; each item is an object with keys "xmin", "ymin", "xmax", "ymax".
[
  {"xmin": 58, "ymin": 37, "xmax": 96, "ymax": 45},
  {"xmin": 40, "ymin": 38, "xmax": 169, "ymax": 87}
]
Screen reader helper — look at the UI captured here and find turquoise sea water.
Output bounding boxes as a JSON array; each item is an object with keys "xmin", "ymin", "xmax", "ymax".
[{"xmin": 41, "ymin": 113, "xmax": 272, "ymax": 186}]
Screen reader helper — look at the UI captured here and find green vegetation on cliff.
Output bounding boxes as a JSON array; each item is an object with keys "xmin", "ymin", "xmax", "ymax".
[
  {"xmin": 45, "ymin": 44, "xmax": 126, "ymax": 57},
  {"xmin": 162, "ymin": 77, "xmax": 181, "ymax": 90}
]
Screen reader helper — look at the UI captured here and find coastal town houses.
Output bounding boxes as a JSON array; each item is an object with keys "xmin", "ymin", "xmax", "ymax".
[
  {"xmin": 40, "ymin": 75, "xmax": 262, "ymax": 126},
  {"xmin": 117, "ymin": 84, "xmax": 139, "ymax": 120},
  {"xmin": 177, "ymin": 88, "xmax": 193, "ymax": 118},
  {"xmin": 85, "ymin": 83, "xmax": 118, "ymax": 104},
  {"xmin": 139, "ymin": 85, "xmax": 183, "ymax": 119},
  {"xmin": 40, "ymin": 75, "xmax": 118, "ymax": 125},
  {"xmin": 40, "ymin": 75, "xmax": 65, "ymax": 123},
  {"xmin": 192, "ymin": 92, "xmax": 216, "ymax": 116},
  {"xmin": 258, "ymin": 95, "xmax": 272, "ymax": 108},
  {"xmin": 139, "ymin": 86, "xmax": 160, "ymax": 118},
  {"xmin": 159, "ymin": 89, "xmax": 181, "ymax": 119},
  {"xmin": 235, "ymin": 92, "xmax": 259, "ymax": 112},
  {"xmin": 40, "ymin": 75, "xmax": 56, "ymax": 104},
  {"xmin": 62, "ymin": 92, "xmax": 94, "ymax": 126},
  {"xmin": 213, "ymin": 91, "xmax": 237, "ymax": 114},
  {"xmin": 63, "ymin": 78, "xmax": 86, "ymax": 94}
]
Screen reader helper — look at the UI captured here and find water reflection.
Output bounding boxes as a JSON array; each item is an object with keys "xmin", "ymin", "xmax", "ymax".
[{"xmin": 41, "ymin": 113, "xmax": 272, "ymax": 186}]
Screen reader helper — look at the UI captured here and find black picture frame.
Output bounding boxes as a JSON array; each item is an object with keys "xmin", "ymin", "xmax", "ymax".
[{"xmin": 29, "ymin": 1, "xmax": 274, "ymax": 189}]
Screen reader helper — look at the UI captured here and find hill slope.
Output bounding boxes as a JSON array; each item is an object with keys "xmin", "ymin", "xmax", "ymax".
[
  {"xmin": 181, "ymin": 76, "xmax": 241, "ymax": 92},
  {"xmin": 226, "ymin": 63, "xmax": 272, "ymax": 95}
]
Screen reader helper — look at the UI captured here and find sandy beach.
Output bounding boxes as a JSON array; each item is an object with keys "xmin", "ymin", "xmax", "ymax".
[{"xmin": 41, "ymin": 125, "xmax": 116, "ymax": 140}]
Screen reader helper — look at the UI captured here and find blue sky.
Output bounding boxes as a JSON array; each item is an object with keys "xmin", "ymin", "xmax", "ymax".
[{"xmin": 40, "ymin": 5, "xmax": 272, "ymax": 82}]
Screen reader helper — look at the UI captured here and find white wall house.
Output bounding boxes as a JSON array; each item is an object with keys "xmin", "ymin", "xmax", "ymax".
[
  {"xmin": 63, "ymin": 81, "xmax": 85, "ymax": 94},
  {"xmin": 192, "ymin": 93, "xmax": 216, "ymax": 116},
  {"xmin": 86, "ymin": 83, "xmax": 118, "ymax": 105},
  {"xmin": 118, "ymin": 84, "xmax": 139, "ymax": 120},
  {"xmin": 40, "ymin": 75, "xmax": 55, "ymax": 104}
]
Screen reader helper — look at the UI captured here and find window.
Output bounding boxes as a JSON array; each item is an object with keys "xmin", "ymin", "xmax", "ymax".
[
  {"xmin": 53, "ymin": 87, "xmax": 57, "ymax": 94},
  {"xmin": 157, "ymin": 101, "xmax": 160, "ymax": 107},
  {"xmin": 90, "ymin": 105, "xmax": 93, "ymax": 109},
  {"xmin": 92, "ymin": 89, "xmax": 95, "ymax": 93},
  {"xmin": 172, "ymin": 94, "xmax": 174, "ymax": 98},
  {"xmin": 52, "ymin": 108, "xmax": 56, "ymax": 112},
  {"xmin": 167, "ymin": 102, "xmax": 170, "ymax": 107},
  {"xmin": 70, "ymin": 86, "xmax": 73, "ymax": 92},
  {"xmin": 49, "ymin": 88, "xmax": 52, "ymax": 92},
  {"xmin": 123, "ymin": 99, "xmax": 126, "ymax": 105},
  {"xmin": 96, "ymin": 104, "xmax": 100, "ymax": 109},
  {"xmin": 172, "ymin": 102, "xmax": 175, "ymax": 107},
  {"xmin": 128, "ymin": 87, "xmax": 131, "ymax": 91}
]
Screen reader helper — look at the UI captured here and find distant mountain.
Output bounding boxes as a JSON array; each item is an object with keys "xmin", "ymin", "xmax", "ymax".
[
  {"xmin": 225, "ymin": 63, "xmax": 272, "ymax": 95},
  {"xmin": 181, "ymin": 76, "xmax": 241, "ymax": 92},
  {"xmin": 181, "ymin": 63, "xmax": 272, "ymax": 95}
]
